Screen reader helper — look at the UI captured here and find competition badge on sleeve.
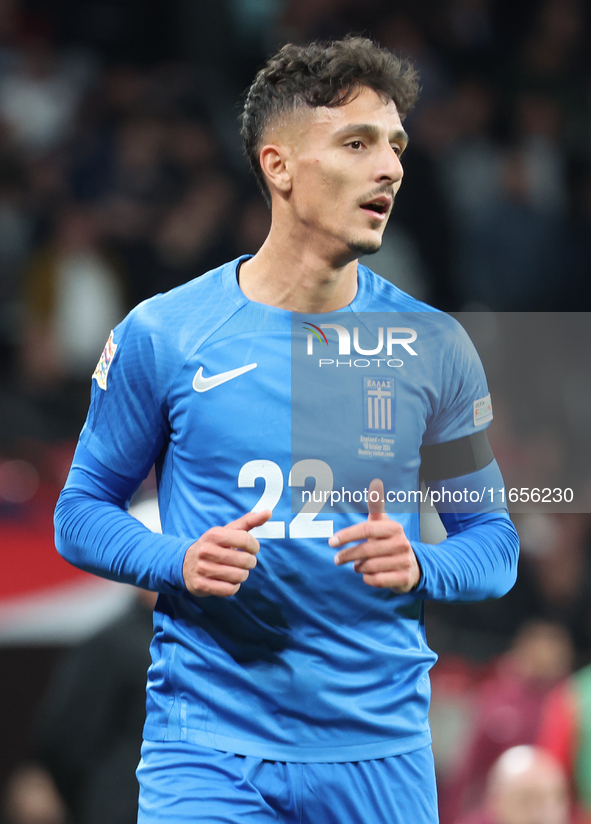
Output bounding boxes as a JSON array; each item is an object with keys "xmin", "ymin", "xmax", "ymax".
[
  {"xmin": 473, "ymin": 393, "xmax": 493, "ymax": 427},
  {"xmin": 92, "ymin": 330, "xmax": 118, "ymax": 390}
]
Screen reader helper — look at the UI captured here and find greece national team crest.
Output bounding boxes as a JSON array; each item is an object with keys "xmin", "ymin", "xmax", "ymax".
[
  {"xmin": 363, "ymin": 377, "xmax": 395, "ymax": 433},
  {"xmin": 92, "ymin": 330, "xmax": 118, "ymax": 390}
]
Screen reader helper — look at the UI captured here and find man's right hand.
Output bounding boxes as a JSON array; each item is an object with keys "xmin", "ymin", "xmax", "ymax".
[{"xmin": 182, "ymin": 510, "xmax": 272, "ymax": 597}]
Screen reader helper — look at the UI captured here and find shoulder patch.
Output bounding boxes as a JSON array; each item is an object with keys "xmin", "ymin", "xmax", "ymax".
[
  {"xmin": 473, "ymin": 393, "xmax": 493, "ymax": 427},
  {"xmin": 92, "ymin": 330, "xmax": 118, "ymax": 390}
]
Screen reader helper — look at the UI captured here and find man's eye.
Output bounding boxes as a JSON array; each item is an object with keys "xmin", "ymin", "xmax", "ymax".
[{"xmin": 348, "ymin": 140, "xmax": 363, "ymax": 150}]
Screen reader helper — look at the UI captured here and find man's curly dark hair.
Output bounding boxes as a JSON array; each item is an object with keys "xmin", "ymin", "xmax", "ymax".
[{"xmin": 241, "ymin": 36, "xmax": 419, "ymax": 205}]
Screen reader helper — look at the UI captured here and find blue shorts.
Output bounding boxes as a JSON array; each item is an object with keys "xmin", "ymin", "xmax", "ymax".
[{"xmin": 137, "ymin": 740, "xmax": 439, "ymax": 823}]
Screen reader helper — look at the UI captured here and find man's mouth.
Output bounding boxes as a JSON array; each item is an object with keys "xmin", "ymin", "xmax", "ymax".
[{"xmin": 359, "ymin": 196, "xmax": 391, "ymax": 218}]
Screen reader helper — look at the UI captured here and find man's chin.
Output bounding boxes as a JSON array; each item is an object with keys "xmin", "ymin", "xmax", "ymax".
[{"xmin": 347, "ymin": 236, "xmax": 382, "ymax": 257}]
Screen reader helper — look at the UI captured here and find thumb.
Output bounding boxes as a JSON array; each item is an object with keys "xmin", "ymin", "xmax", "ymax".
[
  {"xmin": 368, "ymin": 479, "xmax": 388, "ymax": 521},
  {"xmin": 226, "ymin": 509, "xmax": 272, "ymax": 531}
]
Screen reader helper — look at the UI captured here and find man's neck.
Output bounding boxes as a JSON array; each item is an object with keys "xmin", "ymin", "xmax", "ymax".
[{"xmin": 238, "ymin": 231, "xmax": 359, "ymax": 314}]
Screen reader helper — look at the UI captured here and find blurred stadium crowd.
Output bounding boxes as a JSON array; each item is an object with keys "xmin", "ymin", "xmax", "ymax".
[{"xmin": 1, "ymin": 0, "xmax": 591, "ymax": 822}]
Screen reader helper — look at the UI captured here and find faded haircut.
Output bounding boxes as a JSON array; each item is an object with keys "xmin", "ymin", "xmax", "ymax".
[{"xmin": 241, "ymin": 36, "xmax": 419, "ymax": 205}]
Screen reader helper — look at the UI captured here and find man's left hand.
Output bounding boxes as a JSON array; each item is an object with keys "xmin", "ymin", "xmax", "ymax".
[{"xmin": 329, "ymin": 479, "xmax": 421, "ymax": 593}]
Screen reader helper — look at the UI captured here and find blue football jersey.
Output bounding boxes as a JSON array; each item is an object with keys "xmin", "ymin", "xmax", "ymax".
[{"xmin": 64, "ymin": 256, "xmax": 516, "ymax": 762}]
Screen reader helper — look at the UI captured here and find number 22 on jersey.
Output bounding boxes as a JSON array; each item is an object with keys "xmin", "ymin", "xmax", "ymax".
[{"xmin": 238, "ymin": 459, "xmax": 334, "ymax": 539}]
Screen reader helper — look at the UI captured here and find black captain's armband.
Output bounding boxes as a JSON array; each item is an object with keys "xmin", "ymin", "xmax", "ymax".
[{"xmin": 419, "ymin": 431, "xmax": 494, "ymax": 482}]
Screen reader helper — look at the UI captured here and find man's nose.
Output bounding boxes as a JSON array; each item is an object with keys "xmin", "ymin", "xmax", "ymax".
[{"xmin": 377, "ymin": 144, "xmax": 404, "ymax": 184}]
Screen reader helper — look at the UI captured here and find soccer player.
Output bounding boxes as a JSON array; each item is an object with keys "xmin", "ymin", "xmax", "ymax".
[{"xmin": 54, "ymin": 38, "xmax": 519, "ymax": 823}]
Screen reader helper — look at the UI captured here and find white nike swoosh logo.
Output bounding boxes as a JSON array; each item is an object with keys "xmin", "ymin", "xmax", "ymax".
[{"xmin": 192, "ymin": 363, "xmax": 258, "ymax": 392}]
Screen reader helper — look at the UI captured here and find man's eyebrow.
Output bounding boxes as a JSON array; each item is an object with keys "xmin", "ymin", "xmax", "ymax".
[{"xmin": 334, "ymin": 123, "xmax": 409, "ymax": 145}]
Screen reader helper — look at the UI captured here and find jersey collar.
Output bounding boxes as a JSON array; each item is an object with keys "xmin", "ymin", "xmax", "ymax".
[{"xmin": 222, "ymin": 256, "xmax": 374, "ymax": 315}]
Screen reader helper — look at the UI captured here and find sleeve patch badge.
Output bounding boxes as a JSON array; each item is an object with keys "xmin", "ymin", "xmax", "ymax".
[
  {"xmin": 473, "ymin": 393, "xmax": 493, "ymax": 427},
  {"xmin": 92, "ymin": 330, "xmax": 118, "ymax": 390}
]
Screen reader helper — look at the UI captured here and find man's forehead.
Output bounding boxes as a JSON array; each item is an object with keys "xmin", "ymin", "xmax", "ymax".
[
  {"xmin": 263, "ymin": 86, "xmax": 403, "ymax": 148},
  {"xmin": 296, "ymin": 87, "xmax": 403, "ymax": 143},
  {"xmin": 311, "ymin": 86, "xmax": 401, "ymax": 126}
]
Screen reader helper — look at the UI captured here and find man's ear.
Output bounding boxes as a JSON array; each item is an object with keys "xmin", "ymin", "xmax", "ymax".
[{"xmin": 259, "ymin": 144, "xmax": 292, "ymax": 195}]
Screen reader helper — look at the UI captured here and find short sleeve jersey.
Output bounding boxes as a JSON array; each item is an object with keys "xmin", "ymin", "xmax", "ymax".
[{"xmin": 80, "ymin": 257, "xmax": 492, "ymax": 762}]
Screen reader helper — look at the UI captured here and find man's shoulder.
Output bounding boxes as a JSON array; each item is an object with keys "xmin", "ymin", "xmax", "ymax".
[
  {"xmin": 136, "ymin": 260, "xmax": 236, "ymax": 320},
  {"xmin": 359, "ymin": 264, "xmax": 440, "ymax": 314},
  {"xmin": 120, "ymin": 259, "xmax": 244, "ymax": 350},
  {"xmin": 359, "ymin": 264, "xmax": 475, "ymax": 350}
]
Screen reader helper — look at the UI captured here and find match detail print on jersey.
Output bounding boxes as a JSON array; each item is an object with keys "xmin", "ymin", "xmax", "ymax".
[{"xmin": 192, "ymin": 363, "xmax": 258, "ymax": 393}]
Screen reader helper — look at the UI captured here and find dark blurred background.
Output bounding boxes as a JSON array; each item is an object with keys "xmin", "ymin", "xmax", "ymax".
[{"xmin": 0, "ymin": 1, "xmax": 591, "ymax": 823}]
